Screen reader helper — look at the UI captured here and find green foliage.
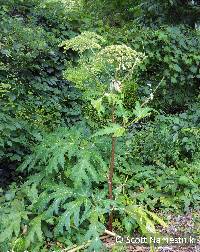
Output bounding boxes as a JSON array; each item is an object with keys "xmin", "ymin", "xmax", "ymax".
[
  {"xmin": 137, "ymin": 0, "xmax": 200, "ymax": 27},
  {"xmin": 115, "ymin": 160, "xmax": 200, "ymax": 212},
  {"xmin": 114, "ymin": 102, "xmax": 200, "ymax": 212},
  {"xmin": 0, "ymin": 1, "xmax": 200, "ymax": 251},
  {"xmin": 128, "ymin": 102, "xmax": 200, "ymax": 165},
  {"xmin": 92, "ymin": 124, "xmax": 125, "ymax": 138},
  {"xmin": 0, "ymin": 111, "xmax": 44, "ymax": 187},
  {"xmin": 0, "ymin": 29, "xmax": 165, "ymax": 251},
  {"xmin": 84, "ymin": 0, "xmax": 200, "ymax": 27},
  {"xmin": 105, "ymin": 25, "xmax": 200, "ymax": 110},
  {"xmin": 0, "ymin": 0, "xmax": 84, "ymax": 183},
  {"xmin": 0, "ymin": 126, "xmax": 166, "ymax": 251},
  {"xmin": 83, "ymin": 0, "xmax": 136, "ymax": 26}
]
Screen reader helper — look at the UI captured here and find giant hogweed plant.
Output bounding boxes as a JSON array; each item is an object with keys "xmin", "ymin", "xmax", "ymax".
[
  {"xmin": 0, "ymin": 32, "xmax": 166, "ymax": 252},
  {"xmin": 62, "ymin": 31, "xmax": 163, "ymax": 229},
  {"xmin": 63, "ymin": 32, "xmax": 166, "ymax": 244}
]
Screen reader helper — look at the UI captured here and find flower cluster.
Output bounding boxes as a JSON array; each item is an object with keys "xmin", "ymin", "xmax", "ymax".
[
  {"xmin": 63, "ymin": 32, "xmax": 146, "ymax": 97},
  {"xmin": 96, "ymin": 44, "xmax": 145, "ymax": 73},
  {"xmin": 61, "ymin": 31, "xmax": 105, "ymax": 53}
]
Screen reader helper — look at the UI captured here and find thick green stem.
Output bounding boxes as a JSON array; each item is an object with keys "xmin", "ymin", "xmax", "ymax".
[{"xmin": 108, "ymin": 104, "xmax": 116, "ymax": 231}]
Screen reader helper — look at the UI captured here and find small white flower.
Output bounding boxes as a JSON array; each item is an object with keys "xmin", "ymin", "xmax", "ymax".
[
  {"xmin": 122, "ymin": 63, "xmax": 126, "ymax": 70},
  {"xmin": 110, "ymin": 80, "xmax": 122, "ymax": 93}
]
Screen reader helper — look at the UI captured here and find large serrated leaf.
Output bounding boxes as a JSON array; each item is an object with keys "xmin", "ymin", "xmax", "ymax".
[
  {"xmin": 92, "ymin": 124, "xmax": 125, "ymax": 138},
  {"xmin": 25, "ymin": 216, "xmax": 43, "ymax": 248}
]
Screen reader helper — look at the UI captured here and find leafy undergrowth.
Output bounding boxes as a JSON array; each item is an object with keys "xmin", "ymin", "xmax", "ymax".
[
  {"xmin": 0, "ymin": 1, "xmax": 200, "ymax": 252},
  {"xmin": 0, "ymin": 126, "xmax": 167, "ymax": 252},
  {"xmin": 0, "ymin": 124, "xmax": 199, "ymax": 252}
]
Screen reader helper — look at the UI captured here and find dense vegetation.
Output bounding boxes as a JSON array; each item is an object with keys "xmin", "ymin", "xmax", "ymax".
[{"xmin": 0, "ymin": 0, "xmax": 199, "ymax": 251}]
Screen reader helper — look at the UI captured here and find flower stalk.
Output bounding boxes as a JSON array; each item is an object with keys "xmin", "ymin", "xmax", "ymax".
[{"xmin": 108, "ymin": 103, "xmax": 116, "ymax": 231}]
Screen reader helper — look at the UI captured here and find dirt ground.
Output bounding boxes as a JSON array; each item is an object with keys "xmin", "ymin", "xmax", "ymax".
[{"xmin": 103, "ymin": 211, "xmax": 200, "ymax": 252}]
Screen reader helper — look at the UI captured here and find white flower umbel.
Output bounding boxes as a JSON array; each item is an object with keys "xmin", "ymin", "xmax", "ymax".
[
  {"xmin": 61, "ymin": 31, "xmax": 105, "ymax": 53},
  {"xmin": 110, "ymin": 80, "xmax": 122, "ymax": 93},
  {"xmin": 63, "ymin": 32, "xmax": 146, "ymax": 99}
]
